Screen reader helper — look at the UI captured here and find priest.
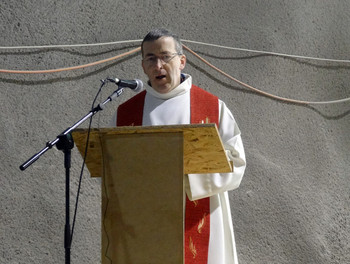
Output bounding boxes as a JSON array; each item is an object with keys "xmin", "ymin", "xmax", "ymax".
[{"xmin": 112, "ymin": 28, "xmax": 246, "ymax": 264}]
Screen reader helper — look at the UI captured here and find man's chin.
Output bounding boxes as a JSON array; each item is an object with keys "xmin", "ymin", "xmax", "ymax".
[{"xmin": 152, "ymin": 84, "xmax": 174, "ymax": 94}]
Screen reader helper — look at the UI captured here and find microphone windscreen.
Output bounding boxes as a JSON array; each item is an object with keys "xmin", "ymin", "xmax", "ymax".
[{"xmin": 133, "ymin": 79, "xmax": 144, "ymax": 92}]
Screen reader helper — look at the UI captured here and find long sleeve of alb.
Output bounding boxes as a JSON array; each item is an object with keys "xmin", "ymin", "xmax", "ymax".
[{"xmin": 185, "ymin": 100, "xmax": 246, "ymax": 201}]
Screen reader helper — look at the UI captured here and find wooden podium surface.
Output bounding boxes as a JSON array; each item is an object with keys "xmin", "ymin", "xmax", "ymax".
[
  {"xmin": 72, "ymin": 124, "xmax": 232, "ymax": 177},
  {"xmin": 72, "ymin": 124, "xmax": 232, "ymax": 264}
]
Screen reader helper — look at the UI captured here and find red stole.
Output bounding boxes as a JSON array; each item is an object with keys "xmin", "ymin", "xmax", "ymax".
[{"xmin": 117, "ymin": 85, "xmax": 219, "ymax": 263}]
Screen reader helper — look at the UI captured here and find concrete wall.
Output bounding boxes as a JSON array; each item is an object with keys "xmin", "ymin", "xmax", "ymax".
[{"xmin": 1, "ymin": 0, "xmax": 349, "ymax": 263}]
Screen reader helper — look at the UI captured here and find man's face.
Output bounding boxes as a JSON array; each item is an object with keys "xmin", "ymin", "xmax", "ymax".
[{"xmin": 141, "ymin": 36, "xmax": 186, "ymax": 94}]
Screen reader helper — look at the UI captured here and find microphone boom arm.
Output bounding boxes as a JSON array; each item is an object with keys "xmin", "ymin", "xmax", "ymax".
[{"xmin": 19, "ymin": 80, "xmax": 124, "ymax": 171}]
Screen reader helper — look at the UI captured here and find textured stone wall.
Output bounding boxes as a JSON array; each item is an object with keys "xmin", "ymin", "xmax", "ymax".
[{"xmin": 1, "ymin": 0, "xmax": 349, "ymax": 263}]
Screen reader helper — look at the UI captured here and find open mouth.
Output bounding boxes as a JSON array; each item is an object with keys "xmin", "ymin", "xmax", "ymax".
[{"xmin": 156, "ymin": 75, "xmax": 166, "ymax": 80}]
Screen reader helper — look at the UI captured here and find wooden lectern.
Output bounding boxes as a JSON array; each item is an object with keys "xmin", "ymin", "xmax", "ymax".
[{"xmin": 72, "ymin": 124, "xmax": 232, "ymax": 264}]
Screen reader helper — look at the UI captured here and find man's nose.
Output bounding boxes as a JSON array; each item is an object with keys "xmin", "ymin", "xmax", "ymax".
[{"xmin": 155, "ymin": 58, "xmax": 164, "ymax": 68}]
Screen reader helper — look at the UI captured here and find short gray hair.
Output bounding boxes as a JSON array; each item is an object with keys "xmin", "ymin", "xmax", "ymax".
[{"xmin": 141, "ymin": 28, "xmax": 183, "ymax": 56}]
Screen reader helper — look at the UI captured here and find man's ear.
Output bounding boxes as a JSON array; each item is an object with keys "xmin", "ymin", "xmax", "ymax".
[{"xmin": 179, "ymin": 54, "xmax": 186, "ymax": 70}]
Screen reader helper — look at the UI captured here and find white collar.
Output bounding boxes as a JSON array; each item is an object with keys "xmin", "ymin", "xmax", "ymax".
[{"xmin": 145, "ymin": 74, "xmax": 192, "ymax": 100}]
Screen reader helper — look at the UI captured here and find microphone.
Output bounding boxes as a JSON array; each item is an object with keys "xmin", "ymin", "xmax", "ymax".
[{"xmin": 108, "ymin": 78, "xmax": 143, "ymax": 92}]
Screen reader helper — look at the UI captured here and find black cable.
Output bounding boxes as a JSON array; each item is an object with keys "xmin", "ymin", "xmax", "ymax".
[{"xmin": 70, "ymin": 79, "xmax": 107, "ymax": 244}]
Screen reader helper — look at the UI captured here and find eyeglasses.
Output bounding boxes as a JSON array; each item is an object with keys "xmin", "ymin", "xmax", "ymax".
[{"xmin": 143, "ymin": 53, "xmax": 180, "ymax": 66}]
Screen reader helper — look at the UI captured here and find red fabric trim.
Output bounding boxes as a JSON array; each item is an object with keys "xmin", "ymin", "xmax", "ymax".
[
  {"xmin": 116, "ymin": 90, "xmax": 146, "ymax": 126},
  {"xmin": 190, "ymin": 85, "xmax": 219, "ymax": 127},
  {"xmin": 116, "ymin": 85, "xmax": 219, "ymax": 263},
  {"xmin": 185, "ymin": 85, "xmax": 218, "ymax": 263}
]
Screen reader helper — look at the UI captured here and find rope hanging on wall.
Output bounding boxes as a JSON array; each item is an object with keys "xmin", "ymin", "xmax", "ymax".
[{"xmin": 0, "ymin": 40, "xmax": 349, "ymax": 105}]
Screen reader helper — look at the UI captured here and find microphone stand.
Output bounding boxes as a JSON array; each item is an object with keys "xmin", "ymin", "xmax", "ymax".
[{"xmin": 19, "ymin": 80, "xmax": 125, "ymax": 264}]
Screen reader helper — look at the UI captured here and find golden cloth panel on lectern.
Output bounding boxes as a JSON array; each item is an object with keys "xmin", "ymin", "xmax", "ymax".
[{"xmin": 101, "ymin": 132, "xmax": 184, "ymax": 264}]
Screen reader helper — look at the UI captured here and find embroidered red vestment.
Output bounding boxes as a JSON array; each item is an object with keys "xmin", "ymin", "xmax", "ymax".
[{"xmin": 117, "ymin": 85, "xmax": 219, "ymax": 263}]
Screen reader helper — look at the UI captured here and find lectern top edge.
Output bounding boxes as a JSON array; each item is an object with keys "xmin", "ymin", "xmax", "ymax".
[
  {"xmin": 73, "ymin": 123, "xmax": 218, "ymax": 135},
  {"xmin": 72, "ymin": 123, "xmax": 232, "ymax": 175}
]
